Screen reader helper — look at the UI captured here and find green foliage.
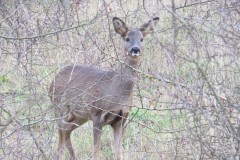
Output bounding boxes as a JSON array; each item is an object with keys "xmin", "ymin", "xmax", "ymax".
[
  {"xmin": 0, "ymin": 75, "xmax": 9, "ymax": 83},
  {"xmin": 130, "ymin": 107, "xmax": 186, "ymax": 131}
]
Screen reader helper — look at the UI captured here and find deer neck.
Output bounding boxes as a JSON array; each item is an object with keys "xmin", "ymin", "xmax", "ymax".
[
  {"xmin": 118, "ymin": 57, "xmax": 141, "ymax": 77},
  {"xmin": 110, "ymin": 57, "xmax": 141, "ymax": 97}
]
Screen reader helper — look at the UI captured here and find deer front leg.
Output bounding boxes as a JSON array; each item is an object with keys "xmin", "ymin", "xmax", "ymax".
[
  {"xmin": 113, "ymin": 122, "xmax": 124, "ymax": 160},
  {"xmin": 112, "ymin": 111, "xmax": 129, "ymax": 160},
  {"xmin": 113, "ymin": 125, "xmax": 123, "ymax": 160},
  {"xmin": 93, "ymin": 122, "xmax": 102, "ymax": 160}
]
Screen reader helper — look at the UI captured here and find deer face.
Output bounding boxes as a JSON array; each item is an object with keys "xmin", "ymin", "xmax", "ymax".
[{"xmin": 113, "ymin": 17, "xmax": 159, "ymax": 58}]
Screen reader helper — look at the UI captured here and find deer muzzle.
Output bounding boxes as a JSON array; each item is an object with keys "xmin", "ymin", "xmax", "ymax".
[{"xmin": 129, "ymin": 47, "xmax": 140, "ymax": 57}]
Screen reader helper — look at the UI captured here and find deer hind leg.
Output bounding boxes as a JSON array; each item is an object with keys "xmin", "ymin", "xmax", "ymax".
[
  {"xmin": 56, "ymin": 104, "xmax": 90, "ymax": 159},
  {"xmin": 58, "ymin": 127, "xmax": 77, "ymax": 160},
  {"xmin": 56, "ymin": 110, "xmax": 82, "ymax": 160},
  {"xmin": 57, "ymin": 114, "xmax": 89, "ymax": 160},
  {"xmin": 57, "ymin": 123, "xmax": 78, "ymax": 160}
]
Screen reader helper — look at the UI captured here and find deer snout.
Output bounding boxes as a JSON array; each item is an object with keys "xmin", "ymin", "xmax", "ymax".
[
  {"xmin": 131, "ymin": 47, "xmax": 140, "ymax": 53},
  {"xmin": 129, "ymin": 47, "xmax": 140, "ymax": 57}
]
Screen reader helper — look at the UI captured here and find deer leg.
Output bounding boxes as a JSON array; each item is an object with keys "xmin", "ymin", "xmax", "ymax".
[
  {"xmin": 112, "ymin": 112, "xmax": 129, "ymax": 160},
  {"xmin": 112, "ymin": 122, "xmax": 123, "ymax": 160},
  {"xmin": 58, "ymin": 128, "xmax": 77, "ymax": 160},
  {"xmin": 57, "ymin": 129, "xmax": 64, "ymax": 160},
  {"xmin": 65, "ymin": 130, "xmax": 75, "ymax": 160},
  {"xmin": 57, "ymin": 118, "xmax": 79, "ymax": 160},
  {"xmin": 92, "ymin": 122, "xmax": 102, "ymax": 160}
]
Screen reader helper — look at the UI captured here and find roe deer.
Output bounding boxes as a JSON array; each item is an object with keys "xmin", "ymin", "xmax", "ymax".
[{"xmin": 49, "ymin": 17, "xmax": 159, "ymax": 160}]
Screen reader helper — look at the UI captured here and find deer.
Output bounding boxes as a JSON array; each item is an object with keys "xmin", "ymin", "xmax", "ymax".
[{"xmin": 49, "ymin": 16, "xmax": 159, "ymax": 160}]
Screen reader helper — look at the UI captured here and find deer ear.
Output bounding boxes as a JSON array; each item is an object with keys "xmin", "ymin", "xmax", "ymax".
[
  {"xmin": 113, "ymin": 17, "xmax": 128, "ymax": 37},
  {"xmin": 140, "ymin": 17, "xmax": 159, "ymax": 37}
]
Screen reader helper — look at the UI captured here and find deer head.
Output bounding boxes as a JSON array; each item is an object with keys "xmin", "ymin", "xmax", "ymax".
[{"xmin": 113, "ymin": 17, "xmax": 159, "ymax": 57}]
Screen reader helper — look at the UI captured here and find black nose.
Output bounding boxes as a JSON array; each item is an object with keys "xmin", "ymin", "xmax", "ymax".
[{"xmin": 131, "ymin": 47, "xmax": 140, "ymax": 53}]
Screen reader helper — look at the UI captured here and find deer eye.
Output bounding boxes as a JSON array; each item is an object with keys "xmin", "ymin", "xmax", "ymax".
[
  {"xmin": 126, "ymin": 38, "xmax": 130, "ymax": 42},
  {"xmin": 140, "ymin": 38, "xmax": 143, "ymax": 42}
]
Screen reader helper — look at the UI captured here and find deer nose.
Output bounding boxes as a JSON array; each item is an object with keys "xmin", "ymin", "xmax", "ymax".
[{"xmin": 131, "ymin": 47, "xmax": 140, "ymax": 53}]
